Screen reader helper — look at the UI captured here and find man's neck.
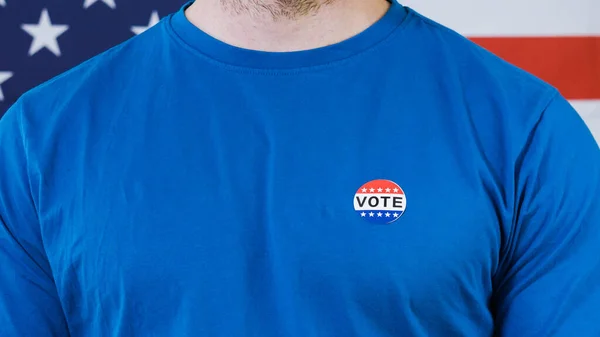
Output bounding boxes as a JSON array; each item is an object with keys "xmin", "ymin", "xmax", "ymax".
[{"xmin": 185, "ymin": 0, "xmax": 391, "ymax": 52}]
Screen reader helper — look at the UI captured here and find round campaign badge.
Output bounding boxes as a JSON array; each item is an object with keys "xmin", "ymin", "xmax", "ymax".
[{"xmin": 353, "ymin": 179, "xmax": 406, "ymax": 224}]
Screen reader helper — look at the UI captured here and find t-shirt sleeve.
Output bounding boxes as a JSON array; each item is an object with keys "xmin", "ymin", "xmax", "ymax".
[
  {"xmin": 0, "ymin": 101, "xmax": 70, "ymax": 336},
  {"xmin": 494, "ymin": 92, "xmax": 600, "ymax": 336}
]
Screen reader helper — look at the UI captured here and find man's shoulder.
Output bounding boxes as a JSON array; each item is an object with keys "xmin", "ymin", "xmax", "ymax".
[
  {"xmin": 405, "ymin": 8, "xmax": 559, "ymax": 131},
  {"xmin": 20, "ymin": 19, "xmax": 169, "ymax": 113},
  {"xmin": 407, "ymin": 8, "xmax": 552, "ymax": 95},
  {"xmin": 6, "ymin": 19, "xmax": 173, "ymax": 161}
]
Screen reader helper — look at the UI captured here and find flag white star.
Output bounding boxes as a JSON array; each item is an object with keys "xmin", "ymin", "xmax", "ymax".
[
  {"xmin": 377, "ymin": 188, "xmax": 383, "ymax": 192},
  {"xmin": 385, "ymin": 188, "xmax": 391, "ymax": 192},
  {"xmin": 83, "ymin": 0, "xmax": 116, "ymax": 9},
  {"xmin": 377, "ymin": 212, "xmax": 383, "ymax": 217},
  {"xmin": 385, "ymin": 212, "xmax": 391, "ymax": 217},
  {"xmin": 0, "ymin": 71, "xmax": 13, "ymax": 101},
  {"xmin": 361, "ymin": 188, "xmax": 367, "ymax": 193},
  {"xmin": 0, "ymin": 0, "xmax": 6, "ymax": 7},
  {"xmin": 369, "ymin": 188, "xmax": 375, "ymax": 192},
  {"xmin": 21, "ymin": 9, "xmax": 69, "ymax": 57},
  {"xmin": 393, "ymin": 213, "xmax": 399, "ymax": 217},
  {"xmin": 393, "ymin": 188, "xmax": 399, "ymax": 193},
  {"xmin": 131, "ymin": 11, "xmax": 160, "ymax": 35},
  {"xmin": 369, "ymin": 212, "xmax": 375, "ymax": 217},
  {"xmin": 360, "ymin": 212, "xmax": 366, "ymax": 217}
]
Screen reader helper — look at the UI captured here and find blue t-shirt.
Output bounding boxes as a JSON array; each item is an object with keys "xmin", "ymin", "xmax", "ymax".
[{"xmin": 1, "ymin": 1, "xmax": 600, "ymax": 336}]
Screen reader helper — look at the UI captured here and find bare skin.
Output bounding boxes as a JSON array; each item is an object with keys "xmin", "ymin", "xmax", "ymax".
[{"xmin": 185, "ymin": 0, "xmax": 391, "ymax": 52}]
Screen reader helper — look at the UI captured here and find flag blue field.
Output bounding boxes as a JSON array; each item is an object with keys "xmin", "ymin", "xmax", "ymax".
[{"xmin": 0, "ymin": 0, "xmax": 187, "ymax": 115}]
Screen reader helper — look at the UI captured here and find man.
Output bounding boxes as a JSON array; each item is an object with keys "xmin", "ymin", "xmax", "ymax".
[{"xmin": 1, "ymin": 0, "xmax": 599, "ymax": 335}]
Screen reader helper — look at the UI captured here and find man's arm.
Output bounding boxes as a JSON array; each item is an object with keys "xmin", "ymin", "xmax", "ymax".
[
  {"xmin": 494, "ymin": 92, "xmax": 600, "ymax": 335},
  {"xmin": 0, "ymin": 101, "xmax": 70, "ymax": 336}
]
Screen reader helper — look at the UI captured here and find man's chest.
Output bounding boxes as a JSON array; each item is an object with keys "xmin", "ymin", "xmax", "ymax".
[
  {"xmin": 39, "ymin": 123, "xmax": 500, "ymax": 329},
  {"xmin": 33, "ymin": 87, "xmax": 504, "ymax": 333}
]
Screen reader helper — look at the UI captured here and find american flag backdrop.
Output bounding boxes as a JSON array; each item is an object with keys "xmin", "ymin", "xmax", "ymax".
[{"xmin": 0, "ymin": 0, "xmax": 598, "ymax": 140}]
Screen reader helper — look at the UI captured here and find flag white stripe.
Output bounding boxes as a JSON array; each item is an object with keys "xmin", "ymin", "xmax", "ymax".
[
  {"xmin": 401, "ymin": 0, "xmax": 600, "ymax": 36},
  {"xmin": 571, "ymin": 100, "xmax": 600, "ymax": 143}
]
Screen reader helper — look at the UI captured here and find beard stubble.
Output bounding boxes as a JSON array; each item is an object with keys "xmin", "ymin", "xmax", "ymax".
[{"xmin": 220, "ymin": 0, "xmax": 337, "ymax": 20}]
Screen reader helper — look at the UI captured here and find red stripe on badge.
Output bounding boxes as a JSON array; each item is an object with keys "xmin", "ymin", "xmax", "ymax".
[{"xmin": 470, "ymin": 36, "xmax": 600, "ymax": 100}]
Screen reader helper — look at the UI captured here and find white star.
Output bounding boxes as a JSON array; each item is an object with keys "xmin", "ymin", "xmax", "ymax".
[
  {"xmin": 385, "ymin": 188, "xmax": 391, "ymax": 192},
  {"xmin": 21, "ymin": 9, "xmax": 69, "ymax": 57},
  {"xmin": 360, "ymin": 212, "xmax": 366, "ymax": 217},
  {"xmin": 369, "ymin": 188, "xmax": 375, "ymax": 193},
  {"xmin": 83, "ymin": 0, "xmax": 116, "ymax": 9},
  {"xmin": 385, "ymin": 212, "xmax": 391, "ymax": 217},
  {"xmin": 361, "ymin": 188, "xmax": 367, "ymax": 193},
  {"xmin": 377, "ymin": 212, "xmax": 383, "ymax": 217},
  {"xmin": 393, "ymin": 188, "xmax": 399, "ymax": 193},
  {"xmin": 393, "ymin": 213, "xmax": 399, "ymax": 217},
  {"xmin": 131, "ymin": 11, "xmax": 160, "ymax": 35},
  {"xmin": 369, "ymin": 212, "xmax": 374, "ymax": 217},
  {"xmin": 377, "ymin": 188, "xmax": 383, "ymax": 192},
  {"xmin": 0, "ymin": 0, "xmax": 6, "ymax": 7},
  {"xmin": 0, "ymin": 72, "xmax": 13, "ymax": 101}
]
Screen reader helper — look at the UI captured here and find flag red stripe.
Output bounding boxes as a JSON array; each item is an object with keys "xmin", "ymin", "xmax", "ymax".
[{"xmin": 470, "ymin": 37, "xmax": 600, "ymax": 100}]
